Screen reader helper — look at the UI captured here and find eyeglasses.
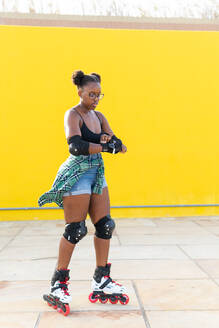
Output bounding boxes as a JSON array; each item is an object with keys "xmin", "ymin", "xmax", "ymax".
[{"xmin": 88, "ymin": 92, "xmax": 104, "ymax": 100}]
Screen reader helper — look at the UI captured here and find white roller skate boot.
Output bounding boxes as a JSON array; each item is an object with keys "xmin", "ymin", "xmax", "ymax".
[
  {"xmin": 43, "ymin": 269, "xmax": 72, "ymax": 316},
  {"xmin": 89, "ymin": 263, "xmax": 129, "ymax": 305}
]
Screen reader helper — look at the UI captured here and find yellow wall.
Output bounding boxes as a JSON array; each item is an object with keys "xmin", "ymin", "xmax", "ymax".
[{"xmin": 0, "ymin": 25, "xmax": 219, "ymax": 221}]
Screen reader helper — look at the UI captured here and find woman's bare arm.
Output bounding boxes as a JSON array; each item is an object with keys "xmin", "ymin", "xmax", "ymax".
[
  {"xmin": 64, "ymin": 109, "xmax": 102, "ymax": 154},
  {"xmin": 96, "ymin": 111, "xmax": 127, "ymax": 153},
  {"xmin": 96, "ymin": 111, "xmax": 114, "ymax": 137}
]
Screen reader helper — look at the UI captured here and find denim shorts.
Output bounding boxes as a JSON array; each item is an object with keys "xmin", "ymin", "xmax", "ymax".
[{"xmin": 63, "ymin": 161, "xmax": 107, "ymax": 197}]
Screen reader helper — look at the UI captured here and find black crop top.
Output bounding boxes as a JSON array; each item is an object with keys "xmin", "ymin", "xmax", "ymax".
[{"xmin": 75, "ymin": 109, "xmax": 102, "ymax": 144}]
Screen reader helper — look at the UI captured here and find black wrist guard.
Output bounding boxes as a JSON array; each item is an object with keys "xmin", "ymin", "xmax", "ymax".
[
  {"xmin": 101, "ymin": 141, "xmax": 116, "ymax": 153},
  {"xmin": 101, "ymin": 135, "xmax": 122, "ymax": 154},
  {"xmin": 111, "ymin": 135, "xmax": 122, "ymax": 153}
]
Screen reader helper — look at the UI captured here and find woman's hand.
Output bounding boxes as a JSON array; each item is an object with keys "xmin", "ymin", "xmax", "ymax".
[
  {"xmin": 100, "ymin": 134, "xmax": 112, "ymax": 143},
  {"xmin": 100, "ymin": 134, "xmax": 127, "ymax": 154},
  {"xmin": 120, "ymin": 144, "xmax": 127, "ymax": 153}
]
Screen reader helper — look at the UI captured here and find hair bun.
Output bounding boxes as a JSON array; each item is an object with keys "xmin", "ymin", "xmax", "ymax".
[
  {"xmin": 72, "ymin": 70, "xmax": 85, "ymax": 86},
  {"xmin": 91, "ymin": 72, "xmax": 101, "ymax": 83}
]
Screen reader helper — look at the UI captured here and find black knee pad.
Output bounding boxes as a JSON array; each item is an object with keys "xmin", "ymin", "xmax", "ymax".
[
  {"xmin": 63, "ymin": 221, "xmax": 87, "ymax": 244},
  {"xmin": 94, "ymin": 215, "xmax": 115, "ymax": 239}
]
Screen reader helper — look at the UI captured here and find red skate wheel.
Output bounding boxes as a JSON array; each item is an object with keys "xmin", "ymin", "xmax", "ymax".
[
  {"xmin": 109, "ymin": 296, "xmax": 118, "ymax": 304},
  {"xmin": 53, "ymin": 305, "xmax": 57, "ymax": 309},
  {"xmin": 47, "ymin": 302, "xmax": 52, "ymax": 307},
  {"xmin": 119, "ymin": 294, "xmax": 129, "ymax": 305},
  {"xmin": 57, "ymin": 304, "xmax": 70, "ymax": 316},
  {"xmin": 63, "ymin": 304, "xmax": 70, "ymax": 316},
  {"xmin": 99, "ymin": 296, "xmax": 108, "ymax": 304},
  {"xmin": 89, "ymin": 293, "xmax": 98, "ymax": 303}
]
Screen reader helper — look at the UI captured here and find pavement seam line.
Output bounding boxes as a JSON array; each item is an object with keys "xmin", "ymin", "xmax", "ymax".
[
  {"xmin": 34, "ymin": 312, "xmax": 41, "ymax": 328},
  {"xmin": 177, "ymin": 244, "xmax": 219, "ymax": 285},
  {"xmin": 114, "ymin": 230, "xmax": 122, "ymax": 246},
  {"xmin": 0, "ymin": 226, "xmax": 25, "ymax": 254},
  {"xmin": 131, "ymin": 280, "xmax": 152, "ymax": 328},
  {"xmin": 192, "ymin": 259, "xmax": 219, "ymax": 288},
  {"xmin": 175, "ymin": 244, "xmax": 193, "ymax": 260},
  {"xmin": 191, "ymin": 219, "xmax": 219, "ymax": 236}
]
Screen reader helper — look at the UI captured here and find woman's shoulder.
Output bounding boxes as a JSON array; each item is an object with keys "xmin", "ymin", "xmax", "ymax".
[
  {"xmin": 64, "ymin": 107, "xmax": 81, "ymax": 124},
  {"xmin": 95, "ymin": 110, "xmax": 105, "ymax": 120},
  {"xmin": 64, "ymin": 107, "xmax": 80, "ymax": 118},
  {"xmin": 95, "ymin": 110, "xmax": 108, "ymax": 123}
]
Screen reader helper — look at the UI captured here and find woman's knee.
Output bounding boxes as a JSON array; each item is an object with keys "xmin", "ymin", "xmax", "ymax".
[
  {"xmin": 63, "ymin": 220, "xmax": 88, "ymax": 244},
  {"xmin": 94, "ymin": 215, "xmax": 115, "ymax": 240}
]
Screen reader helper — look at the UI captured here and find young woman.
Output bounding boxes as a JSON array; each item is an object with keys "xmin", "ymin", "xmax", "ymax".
[{"xmin": 38, "ymin": 70, "xmax": 128, "ymax": 316}]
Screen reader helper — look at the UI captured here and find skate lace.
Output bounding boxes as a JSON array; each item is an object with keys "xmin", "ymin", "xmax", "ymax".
[
  {"xmin": 104, "ymin": 275, "xmax": 122, "ymax": 286},
  {"xmin": 59, "ymin": 280, "xmax": 70, "ymax": 296}
]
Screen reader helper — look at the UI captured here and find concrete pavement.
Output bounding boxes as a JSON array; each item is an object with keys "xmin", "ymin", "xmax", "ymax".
[{"xmin": 1, "ymin": 216, "xmax": 219, "ymax": 327}]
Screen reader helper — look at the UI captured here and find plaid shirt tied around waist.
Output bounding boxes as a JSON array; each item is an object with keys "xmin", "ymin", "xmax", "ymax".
[{"xmin": 38, "ymin": 153, "xmax": 105, "ymax": 209}]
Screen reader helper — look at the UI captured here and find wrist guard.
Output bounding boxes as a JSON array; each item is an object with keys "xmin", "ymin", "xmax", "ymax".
[
  {"xmin": 101, "ymin": 135, "xmax": 122, "ymax": 154},
  {"xmin": 101, "ymin": 141, "xmax": 116, "ymax": 153},
  {"xmin": 111, "ymin": 135, "xmax": 122, "ymax": 152}
]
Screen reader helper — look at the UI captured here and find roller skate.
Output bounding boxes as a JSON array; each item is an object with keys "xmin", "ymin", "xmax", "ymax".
[
  {"xmin": 43, "ymin": 269, "xmax": 71, "ymax": 316},
  {"xmin": 89, "ymin": 263, "xmax": 129, "ymax": 305}
]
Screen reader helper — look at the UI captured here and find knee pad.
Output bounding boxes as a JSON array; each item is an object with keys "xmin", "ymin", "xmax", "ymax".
[
  {"xmin": 63, "ymin": 221, "xmax": 87, "ymax": 244},
  {"xmin": 94, "ymin": 215, "xmax": 115, "ymax": 240}
]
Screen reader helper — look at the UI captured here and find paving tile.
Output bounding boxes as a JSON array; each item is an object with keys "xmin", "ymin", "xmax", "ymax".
[
  {"xmin": 0, "ymin": 254, "xmax": 124, "ymax": 281},
  {"xmin": 0, "ymin": 258, "xmax": 206, "ymax": 281},
  {"xmin": 0, "ymin": 259, "xmax": 115, "ymax": 281},
  {"xmin": 135, "ymin": 279, "xmax": 219, "ymax": 310},
  {"xmin": 197, "ymin": 260, "xmax": 219, "ymax": 278},
  {"xmin": 116, "ymin": 220, "xmax": 207, "ymax": 235},
  {"xmin": 0, "ymin": 312, "xmax": 39, "ymax": 328},
  {"xmin": 73, "ymin": 245, "xmax": 188, "ymax": 260},
  {"xmin": 0, "ymin": 226, "xmax": 23, "ymax": 237},
  {"xmin": 2, "ymin": 216, "xmax": 219, "ymax": 328},
  {"xmin": 0, "ymin": 244, "xmax": 59, "ymax": 261},
  {"xmin": 8, "ymin": 235, "xmax": 61, "ymax": 247},
  {"xmin": 116, "ymin": 226, "xmax": 158, "ymax": 234},
  {"xmin": 196, "ymin": 226, "xmax": 219, "ymax": 235},
  {"xmin": 19, "ymin": 224, "xmax": 65, "ymax": 237},
  {"xmin": 147, "ymin": 311, "xmax": 219, "ymax": 328},
  {"xmin": 0, "ymin": 221, "xmax": 27, "ymax": 228},
  {"xmin": 0, "ymin": 280, "xmax": 138, "ymax": 312},
  {"xmin": 119, "ymin": 233, "xmax": 219, "ymax": 245},
  {"xmin": 154, "ymin": 217, "xmax": 194, "ymax": 222},
  {"xmin": 0, "ymin": 241, "xmax": 123, "ymax": 261},
  {"xmin": 0, "ymin": 259, "xmax": 57, "ymax": 280},
  {"xmin": 180, "ymin": 245, "xmax": 219, "ymax": 259},
  {"xmin": 192, "ymin": 217, "xmax": 219, "ymax": 226},
  {"xmin": 106, "ymin": 259, "xmax": 207, "ymax": 279},
  {"xmin": 0, "ymin": 281, "xmax": 51, "ymax": 312},
  {"xmin": 115, "ymin": 218, "xmax": 156, "ymax": 227},
  {"xmin": 0, "ymin": 236, "xmax": 12, "ymax": 250},
  {"xmin": 155, "ymin": 220, "xmax": 201, "ymax": 227},
  {"xmin": 37, "ymin": 310, "xmax": 145, "ymax": 328},
  {"xmin": 154, "ymin": 220, "xmax": 206, "ymax": 230}
]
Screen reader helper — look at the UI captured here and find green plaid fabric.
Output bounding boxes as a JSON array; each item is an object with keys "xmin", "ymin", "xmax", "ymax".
[{"xmin": 38, "ymin": 153, "xmax": 104, "ymax": 209}]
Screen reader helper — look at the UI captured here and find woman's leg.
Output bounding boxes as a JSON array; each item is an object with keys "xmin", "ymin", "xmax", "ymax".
[
  {"xmin": 45, "ymin": 193, "xmax": 91, "ymax": 314},
  {"xmin": 88, "ymin": 187, "xmax": 111, "ymax": 267},
  {"xmin": 57, "ymin": 194, "xmax": 90, "ymax": 270},
  {"xmin": 88, "ymin": 188, "xmax": 128, "ymax": 304}
]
